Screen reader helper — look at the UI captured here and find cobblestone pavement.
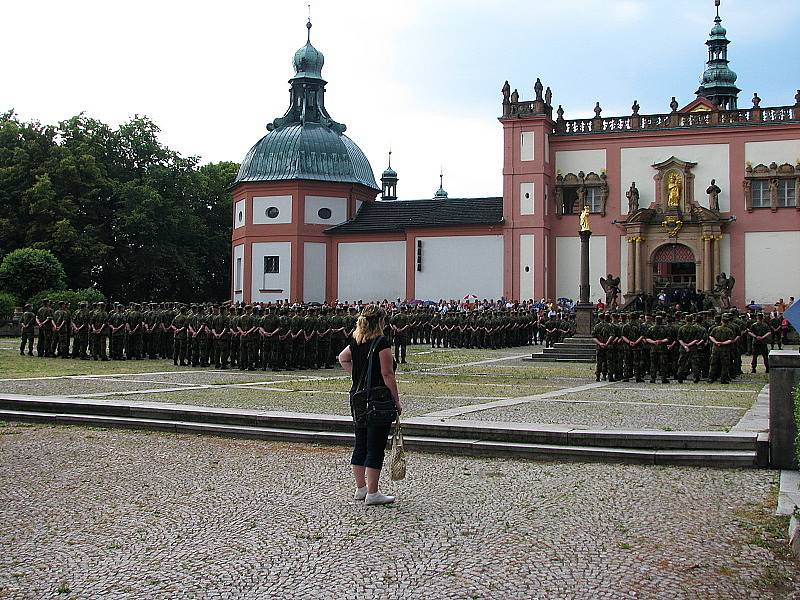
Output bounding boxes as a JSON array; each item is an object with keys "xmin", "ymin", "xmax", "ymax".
[{"xmin": 1, "ymin": 423, "xmax": 798, "ymax": 600}]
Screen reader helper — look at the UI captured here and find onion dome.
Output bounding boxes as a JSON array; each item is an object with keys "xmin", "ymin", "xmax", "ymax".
[
  {"xmin": 695, "ymin": 1, "xmax": 740, "ymax": 109},
  {"xmin": 233, "ymin": 20, "xmax": 379, "ymax": 191},
  {"xmin": 433, "ymin": 171, "xmax": 448, "ymax": 199}
]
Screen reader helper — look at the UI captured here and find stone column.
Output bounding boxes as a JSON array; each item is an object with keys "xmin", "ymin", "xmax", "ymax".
[
  {"xmin": 575, "ymin": 230, "xmax": 595, "ymax": 336},
  {"xmin": 626, "ymin": 238, "xmax": 636, "ymax": 296},
  {"xmin": 635, "ymin": 239, "xmax": 644, "ymax": 294},
  {"xmin": 713, "ymin": 235, "xmax": 721, "ymax": 279},
  {"xmin": 703, "ymin": 236, "xmax": 713, "ymax": 292},
  {"xmin": 769, "ymin": 351, "xmax": 800, "ymax": 469}
]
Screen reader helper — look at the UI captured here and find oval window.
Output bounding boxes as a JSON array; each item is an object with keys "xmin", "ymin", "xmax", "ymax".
[
  {"xmin": 266, "ymin": 207, "xmax": 279, "ymax": 219},
  {"xmin": 237, "ymin": 211, "xmax": 243, "ymax": 223},
  {"xmin": 525, "ymin": 192, "xmax": 530, "ymax": 199},
  {"xmin": 317, "ymin": 207, "xmax": 332, "ymax": 220}
]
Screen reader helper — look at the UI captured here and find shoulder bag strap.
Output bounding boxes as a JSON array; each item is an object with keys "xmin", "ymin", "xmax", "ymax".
[{"xmin": 355, "ymin": 337, "xmax": 381, "ymax": 393}]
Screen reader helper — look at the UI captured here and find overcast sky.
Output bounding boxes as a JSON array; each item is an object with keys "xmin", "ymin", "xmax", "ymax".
[{"xmin": 4, "ymin": 0, "xmax": 798, "ymax": 199}]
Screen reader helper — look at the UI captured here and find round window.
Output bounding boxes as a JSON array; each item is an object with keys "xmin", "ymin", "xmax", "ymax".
[
  {"xmin": 266, "ymin": 207, "xmax": 279, "ymax": 219},
  {"xmin": 525, "ymin": 193, "xmax": 530, "ymax": 199},
  {"xmin": 525, "ymin": 266, "xmax": 530, "ymax": 273},
  {"xmin": 317, "ymin": 207, "xmax": 332, "ymax": 220},
  {"xmin": 237, "ymin": 211, "xmax": 243, "ymax": 223}
]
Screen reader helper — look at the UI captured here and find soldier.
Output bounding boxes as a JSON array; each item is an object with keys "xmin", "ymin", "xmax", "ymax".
[
  {"xmin": 676, "ymin": 315, "xmax": 703, "ymax": 384},
  {"xmin": 35, "ymin": 299, "xmax": 54, "ymax": 357},
  {"xmin": 91, "ymin": 302, "xmax": 110, "ymax": 361},
  {"xmin": 125, "ymin": 303, "xmax": 143, "ymax": 360},
  {"xmin": 71, "ymin": 301, "xmax": 91, "ymax": 359},
  {"xmin": 748, "ymin": 313, "xmax": 771, "ymax": 374},
  {"xmin": 620, "ymin": 312, "xmax": 643, "ymax": 382},
  {"xmin": 277, "ymin": 308, "xmax": 294, "ymax": 371},
  {"xmin": 19, "ymin": 304, "xmax": 35, "ymax": 356},
  {"xmin": 316, "ymin": 308, "xmax": 333, "ymax": 369},
  {"xmin": 392, "ymin": 306, "xmax": 410, "ymax": 364},
  {"xmin": 608, "ymin": 313, "xmax": 623, "ymax": 382},
  {"xmin": 52, "ymin": 301, "xmax": 71, "ymax": 358},
  {"xmin": 645, "ymin": 314, "xmax": 670, "ymax": 384},
  {"xmin": 108, "ymin": 303, "xmax": 127, "ymax": 360},
  {"xmin": 592, "ymin": 313, "xmax": 612, "ymax": 382},
  {"xmin": 171, "ymin": 305, "xmax": 189, "ymax": 366},
  {"xmin": 769, "ymin": 312, "xmax": 783, "ymax": 350},
  {"xmin": 290, "ymin": 306, "xmax": 305, "ymax": 369},
  {"xmin": 211, "ymin": 304, "xmax": 229, "ymax": 369},
  {"xmin": 197, "ymin": 305, "xmax": 211, "ymax": 367},
  {"xmin": 708, "ymin": 314, "xmax": 734, "ymax": 384}
]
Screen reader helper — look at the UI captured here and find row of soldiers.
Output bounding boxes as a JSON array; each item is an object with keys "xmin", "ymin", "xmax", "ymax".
[
  {"xmin": 591, "ymin": 309, "xmax": 775, "ymax": 384},
  {"xmin": 385, "ymin": 306, "xmax": 574, "ymax": 362},
  {"xmin": 19, "ymin": 300, "xmax": 568, "ymax": 371}
]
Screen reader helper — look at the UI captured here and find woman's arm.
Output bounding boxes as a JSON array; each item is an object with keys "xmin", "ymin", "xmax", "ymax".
[
  {"xmin": 338, "ymin": 345, "xmax": 353, "ymax": 374},
  {"xmin": 378, "ymin": 348, "xmax": 403, "ymax": 415}
]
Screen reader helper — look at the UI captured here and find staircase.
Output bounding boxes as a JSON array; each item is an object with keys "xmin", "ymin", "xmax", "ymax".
[
  {"xmin": 0, "ymin": 394, "xmax": 765, "ymax": 468},
  {"xmin": 527, "ymin": 336, "xmax": 597, "ymax": 363}
]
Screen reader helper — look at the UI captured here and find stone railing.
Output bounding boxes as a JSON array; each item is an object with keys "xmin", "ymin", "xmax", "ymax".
[{"xmin": 551, "ymin": 104, "xmax": 799, "ymax": 136}]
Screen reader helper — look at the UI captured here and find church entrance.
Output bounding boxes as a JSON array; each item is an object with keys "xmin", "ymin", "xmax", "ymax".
[{"xmin": 652, "ymin": 243, "xmax": 696, "ymax": 292}]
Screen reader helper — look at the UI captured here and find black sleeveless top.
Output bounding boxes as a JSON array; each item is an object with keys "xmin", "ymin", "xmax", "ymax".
[{"xmin": 349, "ymin": 335, "xmax": 391, "ymax": 392}]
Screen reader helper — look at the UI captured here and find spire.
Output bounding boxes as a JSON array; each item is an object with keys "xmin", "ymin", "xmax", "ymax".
[
  {"xmin": 381, "ymin": 149, "xmax": 398, "ymax": 201},
  {"xmin": 267, "ymin": 19, "xmax": 346, "ymax": 133},
  {"xmin": 696, "ymin": 0, "xmax": 740, "ymax": 109},
  {"xmin": 434, "ymin": 169, "xmax": 448, "ymax": 199}
]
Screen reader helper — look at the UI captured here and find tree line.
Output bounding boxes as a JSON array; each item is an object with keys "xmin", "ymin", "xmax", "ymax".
[{"xmin": 0, "ymin": 110, "xmax": 238, "ymax": 308}]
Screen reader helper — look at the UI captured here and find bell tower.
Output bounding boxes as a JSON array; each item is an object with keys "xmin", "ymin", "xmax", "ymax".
[
  {"xmin": 381, "ymin": 151, "xmax": 398, "ymax": 201},
  {"xmin": 695, "ymin": 0, "xmax": 740, "ymax": 109}
]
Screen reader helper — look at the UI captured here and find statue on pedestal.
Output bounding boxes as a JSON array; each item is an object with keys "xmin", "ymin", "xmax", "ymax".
[
  {"xmin": 714, "ymin": 272, "xmax": 735, "ymax": 309},
  {"xmin": 706, "ymin": 179, "xmax": 722, "ymax": 211},
  {"xmin": 579, "ymin": 205, "xmax": 590, "ymax": 232},
  {"xmin": 510, "ymin": 89, "xmax": 519, "ymax": 103},
  {"xmin": 501, "ymin": 80, "xmax": 511, "ymax": 102},
  {"xmin": 626, "ymin": 182, "xmax": 640, "ymax": 214},
  {"xmin": 600, "ymin": 274, "xmax": 621, "ymax": 310}
]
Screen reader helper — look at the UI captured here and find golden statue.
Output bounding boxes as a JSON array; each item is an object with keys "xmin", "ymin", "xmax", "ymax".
[
  {"xmin": 667, "ymin": 172, "xmax": 682, "ymax": 207},
  {"xmin": 579, "ymin": 205, "xmax": 590, "ymax": 232}
]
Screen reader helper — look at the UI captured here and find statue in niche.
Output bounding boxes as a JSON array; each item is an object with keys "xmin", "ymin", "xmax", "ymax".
[
  {"xmin": 575, "ymin": 185, "xmax": 587, "ymax": 215},
  {"xmin": 600, "ymin": 274, "xmax": 621, "ymax": 310},
  {"xmin": 626, "ymin": 182, "xmax": 640, "ymax": 214},
  {"xmin": 502, "ymin": 80, "xmax": 511, "ymax": 102},
  {"xmin": 667, "ymin": 172, "xmax": 682, "ymax": 207},
  {"xmin": 579, "ymin": 205, "xmax": 590, "ymax": 232},
  {"xmin": 706, "ymin": 179, "xmax": 722, "ymax": 212},
  {"xmin": 714, "ymin": 272, "xmax": 735, "ymax": 309}
]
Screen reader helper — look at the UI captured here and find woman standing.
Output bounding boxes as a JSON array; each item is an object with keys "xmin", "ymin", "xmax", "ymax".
[{"xmin": 338, "ymin": 305, "xmax": 403, "ymax": 506}]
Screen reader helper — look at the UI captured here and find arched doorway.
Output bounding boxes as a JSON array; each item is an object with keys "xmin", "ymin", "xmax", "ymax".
[{"xmin": 652, "ymin": 243, "xmax": 696, "ymax": 292}]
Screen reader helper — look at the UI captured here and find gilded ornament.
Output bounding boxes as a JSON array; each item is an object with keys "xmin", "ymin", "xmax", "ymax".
[
  {"xmin": 661, "ymin": 217, "xmax": 683, "ymax": 238},
  {"xmin": 579, "ymin": 206, "xmax": 590, "ymax": 232},
  {"xmin": 667, "ymin": 172, "xmax": 682, "ymax": 207}
]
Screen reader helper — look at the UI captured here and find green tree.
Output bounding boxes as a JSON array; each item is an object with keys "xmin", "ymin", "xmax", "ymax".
[
  {"xmin": 0, "ymin": 248, "xmax": 67, "ymax": 301},
  {"xmin": 0, "ymin": 291, "xmax": 18, "ymax": 321}
]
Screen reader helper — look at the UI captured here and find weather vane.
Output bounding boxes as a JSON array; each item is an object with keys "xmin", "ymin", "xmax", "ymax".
[{"xmin": 715, "ymin": 0, "xmax": 721, "ymax": 17}]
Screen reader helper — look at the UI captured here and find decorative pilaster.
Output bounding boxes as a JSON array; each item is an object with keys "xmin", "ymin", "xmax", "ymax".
[
  {"xmin": 634, "ymin": 237, "xmax": 644, "ymax": 294},
  {"xmin": 702, "ymin": 234, "xmax": 713, "ymax": 292}
]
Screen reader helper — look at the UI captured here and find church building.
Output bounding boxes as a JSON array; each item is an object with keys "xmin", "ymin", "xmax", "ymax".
[{"xmin": 231, "ymin": 5, "xmax": 799, "ymax": 308}]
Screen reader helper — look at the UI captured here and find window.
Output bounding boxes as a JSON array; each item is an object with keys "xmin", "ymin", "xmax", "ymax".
[
  {"xmin": 264, "ymin": 255, "xmax": 279, "ymax": 274},
  {"xmin": 266, "ymin": 207, "xmax": 280, "ymax": 219},
  {"xmin": 751, "ymin": 180, "xmax": 770, "ymax": 208},
  {"xmin": 586, "ymin": 187, "xmax": 602, "ymax": 213},
  {"xmin": 237, "ymin": 210, "xmax": 243, "ymax": 224},
  {"xmin": 317, "ymin": 207, "xmax": 332, "ymax": 220},
  {"xmin": 778, "ymin": 180, "xmax": 796, "ymax": 207},
  {"xmin": 235, "ymin": 257, "xmax": 243, "ymax": 292}
]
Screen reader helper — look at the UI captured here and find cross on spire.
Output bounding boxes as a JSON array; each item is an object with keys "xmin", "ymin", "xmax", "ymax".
[
  {"xmin": 715, "ymin": 0, "xmax": 721, "ymax": 18},
  {"xmin": 306, "ymin": 2, "xmax": 312, "ymax": 42}
]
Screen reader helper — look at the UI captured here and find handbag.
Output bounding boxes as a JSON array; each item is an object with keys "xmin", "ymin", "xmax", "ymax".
[
  {"xmin": 349, "ymin": 337, "xmax": 397, "ymax": 426},
  {"xmin": 389, "ymin": 418, "xmax": 407, "ymax": 481}
]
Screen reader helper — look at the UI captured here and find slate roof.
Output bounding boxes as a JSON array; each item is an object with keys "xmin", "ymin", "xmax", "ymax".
[{"xmin": 324, "ymin": 197, "xmax": 504, "ymax": 234}]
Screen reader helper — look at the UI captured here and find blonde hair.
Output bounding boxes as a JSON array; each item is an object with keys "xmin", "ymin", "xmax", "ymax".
[{"xmin": 353, "ymin": 305, "xmax": 386, "ymax": 344}]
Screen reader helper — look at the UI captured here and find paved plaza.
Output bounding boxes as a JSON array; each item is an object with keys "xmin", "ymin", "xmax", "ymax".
[{"xmin": 1, "ymin": 337, "xmax": 798, "ymax": 599}]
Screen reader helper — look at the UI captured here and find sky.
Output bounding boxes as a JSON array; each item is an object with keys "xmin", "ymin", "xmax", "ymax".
[{"xmin": 3, "ymin": 0, "xmax": 799, "ymax": 199}]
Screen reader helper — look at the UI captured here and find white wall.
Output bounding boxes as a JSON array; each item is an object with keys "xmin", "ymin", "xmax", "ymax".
[
  {"xmin": 619, "ymin": 236, "xmax": 629, "ymax": 296},
  {"xmin": 251, "ymin": 241, "xmax": 292, "ymax": 303},
  {"xmin": 253, "ymin": 195, "xmax": 293, "ymax": 225},
  {"xmin": 745, "ymin": 140, "xmax": 800, "ymax": 167},
  {"xmin": 233, "ymin": 244, "xmax": 244, "ymax": 303},
  {"xmin": 234, "ymin": 199, "xmax": 246, "ymax": 229},
  {"xmin": 305, "ymin": 196, "xmax": 347, "ymax": 225},
  {"xmin": 555, "ymin": 149, "xmax": 606, "ymax": 176},
  {"xmin": 620, "ymin": 144, "xmax": 730, "ymax": 212},
  {"xmin": 745, "ymin": 231, "xmax": 800, "ymax": 304},
  {"xmin": 555, "ymin": 235, "xmax": 606, "ymax": 302},
  {"xmin": 303, "ymin": 242, "xmax": 327, "ymax": 303},
  {"xmin": 520, "ymin": 234, "xmax": 535, "ymax": 301},
  {"xmin": 520, "ymin": 182, "xmax": 534, "ymax": 215},
  {"xmin": 338, "ymin": 241, "xmax": 405, "ymax": 302},
  {"xmin": 521, "ymin": 131, "xmax": 535, "ymax": 161},
  {"xmin": 415, "ymin": 235, "xmax": 503, "ymax": 301}
]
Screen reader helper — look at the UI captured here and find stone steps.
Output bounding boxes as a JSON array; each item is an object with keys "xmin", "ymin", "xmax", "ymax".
[{"xmin": 0, "ymin": 394, "xmax": 763, "ymax": 468}]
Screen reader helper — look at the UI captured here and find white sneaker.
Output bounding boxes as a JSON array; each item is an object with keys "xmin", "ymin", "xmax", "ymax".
[
  {"xmin": 354, "ymin": 486, "xmax": 368, "ymax": 501},
  {"xmin": 365, "ymin": 492, "xmax": 395, "ymax": 506}
]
